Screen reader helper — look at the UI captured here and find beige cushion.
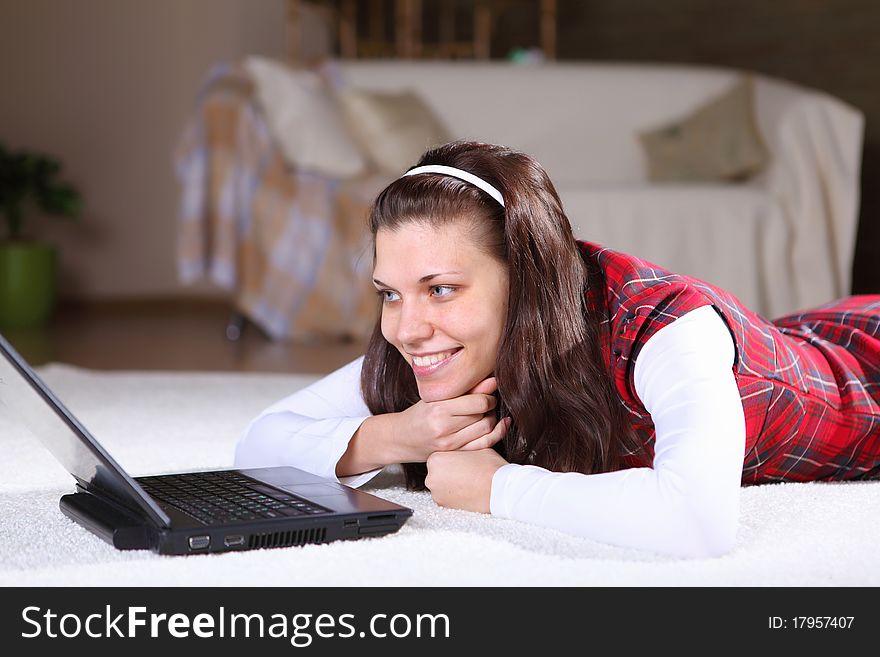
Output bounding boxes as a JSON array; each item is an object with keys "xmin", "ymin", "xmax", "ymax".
[
  {"xmin": 638, "ymin": 77, "xmax": 769, "ymax": 182},
  {"xmin": 244, "ymin": 56, "xmax": 368, "ymax": 178},
  {"xmin": 339, "ymin": 89, "xmax": 452, "ymax": 175}
]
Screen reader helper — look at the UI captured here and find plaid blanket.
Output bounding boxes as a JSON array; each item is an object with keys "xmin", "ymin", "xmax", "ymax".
[{"xmin": 174, "ymin": 63, "xmax": 387, "ymax": 341}]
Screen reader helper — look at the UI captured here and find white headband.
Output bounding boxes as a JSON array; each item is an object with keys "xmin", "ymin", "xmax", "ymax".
[{"xmin": 402, "ymin": 164, "xmax": 505, "ymax": 208}]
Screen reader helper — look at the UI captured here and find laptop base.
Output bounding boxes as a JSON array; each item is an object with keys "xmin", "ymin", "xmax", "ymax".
[{"xmin": 60, "ymin": 491, "xmax": 156, "ymax": 550}]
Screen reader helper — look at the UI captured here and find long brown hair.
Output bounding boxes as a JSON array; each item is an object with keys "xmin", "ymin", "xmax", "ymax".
[{"xmin": 361, "ymin": 141, "xmax": 643, "ymax": 489}]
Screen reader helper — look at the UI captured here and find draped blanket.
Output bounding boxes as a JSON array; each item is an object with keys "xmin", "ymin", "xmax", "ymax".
[{"xmin": 174, "ymin": 63, "xmax": 388, "ymax": 341}]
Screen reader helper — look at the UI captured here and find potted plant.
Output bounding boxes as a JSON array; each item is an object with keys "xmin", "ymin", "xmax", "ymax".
[{"xmin": 0, "ymin": 143, "xmax": 81, "ymax": 328}]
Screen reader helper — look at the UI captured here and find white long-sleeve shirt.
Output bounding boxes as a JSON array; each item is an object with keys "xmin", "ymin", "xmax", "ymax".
[{"xmin": 235, "ymin": 305, "xmax": 746, "ymax": 558}]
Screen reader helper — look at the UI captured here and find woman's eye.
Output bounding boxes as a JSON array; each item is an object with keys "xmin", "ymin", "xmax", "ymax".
[{"xmin": 377, "ymin": 286, "xmax": 454, "ymax": 303}]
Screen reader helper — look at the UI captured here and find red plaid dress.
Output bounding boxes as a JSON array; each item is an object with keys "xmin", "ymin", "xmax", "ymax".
[{"xmin": 578, "ymin": 241, "xmax": 880, "ymax": 484}]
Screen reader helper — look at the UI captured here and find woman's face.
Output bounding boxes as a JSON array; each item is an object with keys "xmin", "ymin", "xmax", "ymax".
[{"xmin": 373, "ymin": 220, "xmax": 509, "ymax": 402}]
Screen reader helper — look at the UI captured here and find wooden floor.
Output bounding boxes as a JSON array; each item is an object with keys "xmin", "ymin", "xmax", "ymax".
[{"xmin": 1, "ymin": 300, "xmax": 370, "ymax": 375}]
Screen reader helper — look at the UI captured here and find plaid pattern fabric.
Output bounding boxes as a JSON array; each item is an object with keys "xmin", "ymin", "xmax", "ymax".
[
  {"xmin": 578, "ymin": 241, "xmax": 880, "ymax": 485},
  {"xmin": 174, "ymin": 63, "xmax": 383, "ymax": 342}
]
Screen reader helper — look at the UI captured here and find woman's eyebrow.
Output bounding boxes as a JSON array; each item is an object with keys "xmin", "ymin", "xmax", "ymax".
[{"xmin": 372, "ymin": 271, "xmax": 464, "ymax": 287}]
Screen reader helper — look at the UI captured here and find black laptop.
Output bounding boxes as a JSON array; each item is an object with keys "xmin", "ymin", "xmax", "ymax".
[{"xmin": 0, "ymin": 333, "xmax": 412, "ymax": 555}]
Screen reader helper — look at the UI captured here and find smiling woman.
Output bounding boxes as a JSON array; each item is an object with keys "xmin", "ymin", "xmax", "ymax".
[
  {"xmin": 353, "ymin": 143, "xmax": 644, "ymax": 500},
  {"xmin": 235, "ymin": 141, "xmax": 880, "ymax": 558}
]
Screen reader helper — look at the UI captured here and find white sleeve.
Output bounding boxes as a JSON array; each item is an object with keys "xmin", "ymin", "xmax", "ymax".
[
  {"xmin": 234, "ymin": 355, "xmax": 383, "ymax": 488},
  {"xmin": 489, "ymin": 305, "xmax": 746, "ymax": 558}
]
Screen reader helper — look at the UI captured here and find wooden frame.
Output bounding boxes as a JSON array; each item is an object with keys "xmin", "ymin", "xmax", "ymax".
[{"xmin": 287, "ymin": 0, "xmax": 557, "ymax": 61}]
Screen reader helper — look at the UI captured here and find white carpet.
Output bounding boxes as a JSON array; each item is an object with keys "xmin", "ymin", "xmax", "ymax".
[{"xmin": 1, "ymin": 363, "xmax": 878, "ymax": 586}]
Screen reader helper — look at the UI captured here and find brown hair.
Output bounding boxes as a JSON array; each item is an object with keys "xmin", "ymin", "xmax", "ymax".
[{"xmin": 360, "ymin": 141, "xmax": 644, "ymax": 489}]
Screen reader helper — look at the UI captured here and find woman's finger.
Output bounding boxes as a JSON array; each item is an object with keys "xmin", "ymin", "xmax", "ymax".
[
  {"xmin": 442, "ymin": 413, "xmax": 498, "ymax": 450},
  {"xmin": 458, "ymin": 417, "xmax": 510, "ymax": 451},
  {"xmin": 438, "ymin": 392, "xmax": 497, "ymax": 417}
]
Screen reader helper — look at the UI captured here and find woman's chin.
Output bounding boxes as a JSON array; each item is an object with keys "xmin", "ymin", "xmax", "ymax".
[{"xmin": 417, "ymin": 381, "xmax": 467, "ymax": 402}]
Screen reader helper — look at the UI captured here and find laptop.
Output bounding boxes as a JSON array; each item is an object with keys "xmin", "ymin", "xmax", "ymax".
[{"xmin": 0, "ymin": 332, "xmax": 412, "ymax": 555}]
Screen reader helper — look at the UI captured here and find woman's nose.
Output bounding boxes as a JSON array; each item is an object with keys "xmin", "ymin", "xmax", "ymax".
[{"xmin": 396, "ymin": 302, "xmax": 433, "ymax": 344}]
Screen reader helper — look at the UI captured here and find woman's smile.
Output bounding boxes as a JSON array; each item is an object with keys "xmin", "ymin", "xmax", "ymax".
[{"xmin": 410, "ymin": 347, "xmax": 463, "ymax": 376}]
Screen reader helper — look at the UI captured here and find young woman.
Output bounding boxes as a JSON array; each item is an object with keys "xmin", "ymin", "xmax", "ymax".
[{"xmin": 235, "ymin": 141, "xmax": 880, "ymax": 558}]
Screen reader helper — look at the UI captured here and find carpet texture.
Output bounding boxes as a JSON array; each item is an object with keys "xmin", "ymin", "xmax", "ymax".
[{"xmin": 1, "ymin": 364, "xmax": 878, "ymax": 586}]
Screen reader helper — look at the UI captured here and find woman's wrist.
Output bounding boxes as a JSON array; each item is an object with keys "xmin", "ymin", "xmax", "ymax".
[{"xmin": 335, "ymin": 413, "xmax": 398, "ymax": 477}]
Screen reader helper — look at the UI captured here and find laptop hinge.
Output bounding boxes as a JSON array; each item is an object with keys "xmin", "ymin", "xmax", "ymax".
[{"xmin": 60, "ymin": 491, "xmax": 157, "ymax": 550}]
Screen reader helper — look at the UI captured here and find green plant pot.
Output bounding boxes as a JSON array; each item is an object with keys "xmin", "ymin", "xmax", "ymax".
[{"xmin": 0, "ymin": 241, "xmax": 58, "ymax": 328}]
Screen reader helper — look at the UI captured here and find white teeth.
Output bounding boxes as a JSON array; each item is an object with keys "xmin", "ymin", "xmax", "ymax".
[{"xmin": 412, "ymin": 350, "xmax": 457, "ymax": 367}]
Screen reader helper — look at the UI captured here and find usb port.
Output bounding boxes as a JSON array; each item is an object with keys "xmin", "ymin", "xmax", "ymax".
[
  {"xmin": 224, "ymin": 534, "xmax": 245, "ymax": 547},
  {"xmin": 188, "ymin": 535, "xmax": 210, "ymax": 550},
  {"xmin": 344, "ymin": 519, "xmax": 357, "ymax": 527}
]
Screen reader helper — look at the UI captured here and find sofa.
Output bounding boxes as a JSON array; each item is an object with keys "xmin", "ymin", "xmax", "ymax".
[{"xmin": 177, "ymin": 60, "xmax": 864, "ymax": 340}]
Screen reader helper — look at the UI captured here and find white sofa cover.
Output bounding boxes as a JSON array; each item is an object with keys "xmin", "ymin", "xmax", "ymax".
[{"xmin": 339, "ymin": 61, "xmax": 864, "ymax": 319}]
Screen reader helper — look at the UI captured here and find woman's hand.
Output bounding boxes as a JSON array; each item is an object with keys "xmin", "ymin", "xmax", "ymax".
[
  {"xmin": 389, "ymin": 376, "xmax": 510, "ymax": 463},
  {"xmin": 336, "ymin": 376, "xmax": 510, "ymax": 478},
  {"xmin": 424, "ymin": 448, "xmax": 510, "ymax": 513}
]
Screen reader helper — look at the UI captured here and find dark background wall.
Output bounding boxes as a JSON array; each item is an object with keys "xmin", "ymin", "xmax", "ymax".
[{"xmin": 487, "ymin": 0, "xmax": 879, "ymax": 294}]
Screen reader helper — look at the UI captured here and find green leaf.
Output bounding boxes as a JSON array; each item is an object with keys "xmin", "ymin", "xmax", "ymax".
[{"xmin": 0, "ymin": 143, "xmax": 82, "ymax": 238}]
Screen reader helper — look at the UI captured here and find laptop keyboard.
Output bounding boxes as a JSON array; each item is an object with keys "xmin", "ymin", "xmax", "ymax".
[{"xmin": 136, "ymin": 470, "xmax": 331, "ymax": 526}]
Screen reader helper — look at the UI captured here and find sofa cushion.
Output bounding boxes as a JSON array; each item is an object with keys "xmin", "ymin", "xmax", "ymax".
[
  {"xmin": 244, "ymin": 56, "xmax": 368, "ymax": 178},
  {"xmin": 638, "ymin": 77, "xmax": 769, "ymax": 182},
  {"xmin": 338, "ymin": 88, "xmax": 452, "ymax": 175}
]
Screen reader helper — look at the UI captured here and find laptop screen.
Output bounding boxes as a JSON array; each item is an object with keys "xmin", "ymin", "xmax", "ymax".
[{"xmin": 0, "ymin": 333, "xmax": 170, "ymax": 526}]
